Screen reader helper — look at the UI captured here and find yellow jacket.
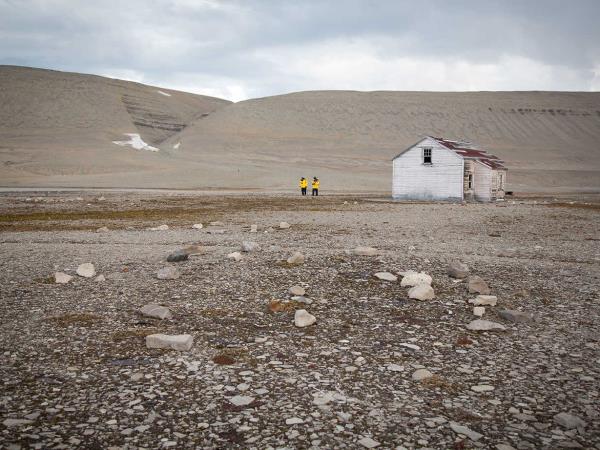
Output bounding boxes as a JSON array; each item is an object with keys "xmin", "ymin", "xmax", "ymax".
[
  {"xmin": 300, "ymin": 179, "xmax": 308, "ymax": 188},
  {"xmin": 312, "ymin": 179, "xmax": 320, "ymax": 189}
]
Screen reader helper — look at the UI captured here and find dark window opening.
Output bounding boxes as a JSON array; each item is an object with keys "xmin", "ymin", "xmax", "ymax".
[
  {"xmin": 468, "ymin": 174, "xmax": 473, "ymax": 189},
  {"xmin": 423, "ymin": 148, "xmax": 432, "ymax": 164}
]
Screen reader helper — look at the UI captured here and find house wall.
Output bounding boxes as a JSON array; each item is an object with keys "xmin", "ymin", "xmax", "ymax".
[
  {"xmin": 473, "ymin": 161, "xmax": 493, "ymax": 201},
  {"xmin": 392, "ymin": 137, "xmax": 464, "ymax": 201}
]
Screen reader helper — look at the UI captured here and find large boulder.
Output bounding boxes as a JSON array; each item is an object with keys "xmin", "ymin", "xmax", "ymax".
[
  {"xmin": 400, "ymin": 271, "xmax": 432, "ymax": 287},
  {"xmin": 447, "ymin": 261, "xmax": 469, "ymax": 279},
  {"xmin": 146, "ymin": 334, "xmax": 193, "ymax": 351},
  {"xmin": 408, "ymin": 283, "xmax": 435, "ymax": 300},
  {"xmin": 467, "ymin": 276, "xmax": 491, "ymax": 295},
  {"xmin": 76, "ymin": 263, "xmax": 96, "ymax": 278}
]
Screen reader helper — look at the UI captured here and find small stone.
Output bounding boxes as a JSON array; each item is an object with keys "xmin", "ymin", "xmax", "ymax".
[
  {"xmin": 294, "ymin": 309, "xmax": 316, "ymax": 327},
  {"xmin": 227, "ymin": 252, "xmax": 242, "ymax": 262},
  {"xmin": 408, "ymin": 283, "xmax": 435, "ymax": 300},
  {"xmin": 145, "ymin": 334, "xmax": 193, "ymax": 351},
  {"xmin": 289, "ymin": 285, "xmax": 306, "ymax": 296},
  {"xmin": 96, "ymin": 226, "xmax": 109, "ymax": 232},
  {"xmin": 313, "ymin": 392, "xmax": 334, "ymax": 405},
  {"xmin": 352, "ymin": 246, "xmax": 378, "ymax": 256},
  {"xmin": 192, "ymin": 223, "xmax": 203, "ymax": 229},
  {"xmin": 554, "ymin": 412, "xmax": 586, "ymax": 429},
  {"xmin": 94, "ymin": 274, "xmax": 105, "ymax": 282},
  {"xmin": 358, "ymin": 437, "xmax": 380, "ymax": 448},
  {"xmin": 54, "ymin": 272, "xmax": 73, "ymax": 284},
  {"xmin": 140, "ymin": 304, "xmax": 172, "ymax": 320},
  {"xmin": 76, "ymin": 263, "xmax": 96, "ymax": 278},
  {"xmin": 229, "ymin": 395, "xmax": 255, "ymax": 407},
  {"xmin": 241, "ymin": 241, "xmax": 260, "ymax": 252},
  {"xmin": 449, "ymin": 422, "xmax": 483, "ymax": 441},
  {"xmin": 466, "ymin": 320, "xmax": 506, "ymax": 331},
  {"xmin": 209, "ymin": 221, "xmax": 224, "ymax": 226},
  {"xmin": 469, "ymin": 295, "xmax": 497, "ymax": 306},
  {"xmin": 149, "ymin": 224, "xmax": 169, "ymax": 231},
  {"xmin": 374, "ymin": 272, "xmax": 397, "ymax": 282},
  {"xmin": 156, "ymin": 266, "xmax": 180, "ymax": 280},
  {"xmin": 468, "ymin": 276, "xmax": 490, "ymax": 294},
  {"xmin": 279, "ymin": 222, "xmax": 291, "ymax": 229},
  {"xmin": 471, "ymin": 384, "xmax": 495, "ymax": 392},
  {"xmin": 473, "ymin": 306, "xmax": 485, "ymax": 317},
  {"xmin": 250, "ymin": 224, "xmax": 258, "ymax": 233},
  {"xmin": 287, "ymin": 251, "xmax": 305, "ymax": 265},
  {"xmin": 399, "ymin": 343, "xmax": 420, "ymax": 351},
  {"xmin": 387, "ymin": 364, "xmax": 404, "ymax": 372},
  {"xmin": 286, "ymin": 417, "xmax": 304, "ymax": 425},
  {"xmin": 447, "ymin": 261, "xmax": 469, "ymax": 279},
  {"xmin": 2, "ymin": 419, "xmax": 33, "ymax": 427},
  {"xmin": 400, "ymin": 271, "xmax": 432, "ymax": 287},
  {"xmin": 167, "ymin": 250, "xmax": 189, "ymax": 262},
  {"xmin": 498, "ymin": 309, "xmax": 533, "ymax": 323},
  {"xmin": 412, "ymin": 369, "xmax": 433, "ymax": 381}
]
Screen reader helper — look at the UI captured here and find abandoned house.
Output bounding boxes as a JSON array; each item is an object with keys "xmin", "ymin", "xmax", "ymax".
[{"xmin": 392, "ymin": 136, "xmax": 507, "ymax": 202}]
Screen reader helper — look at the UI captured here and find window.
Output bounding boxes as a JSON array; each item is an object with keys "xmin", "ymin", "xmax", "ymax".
[
  {"xmin": 423, "ymin": 148, "xmax": 432, "ymax": 164},
  {"xmin": 468, "ymin": 174, "xmax": 473, "ymax": 189}
]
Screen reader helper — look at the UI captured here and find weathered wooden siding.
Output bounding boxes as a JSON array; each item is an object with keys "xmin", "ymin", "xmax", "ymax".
[
  {"xmin": 392, "ymin": 137, "xmax": 464, "ymax": 201},
  {"xmin": 473, "ymin": 161, "xmax": 492, "ymax": 201}
]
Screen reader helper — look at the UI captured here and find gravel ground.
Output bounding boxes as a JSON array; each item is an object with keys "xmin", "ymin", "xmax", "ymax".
[{"xmin": 0, "ymin": 192, "xmax": 599, "ymax": 449}]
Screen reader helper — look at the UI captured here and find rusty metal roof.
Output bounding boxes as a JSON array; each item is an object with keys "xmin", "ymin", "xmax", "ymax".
[{"xmin": 430, "ymin": 136, "xmax": 507, "ymax": 170}]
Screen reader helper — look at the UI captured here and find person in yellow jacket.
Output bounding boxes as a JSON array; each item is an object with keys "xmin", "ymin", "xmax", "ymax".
[
  {"xmin": 299, "ymin": 177, "xmax": 308, "ymax": 196},
  {"xmin": 311, "ymin": 177, "xmax": 320, "ymax": 196}
]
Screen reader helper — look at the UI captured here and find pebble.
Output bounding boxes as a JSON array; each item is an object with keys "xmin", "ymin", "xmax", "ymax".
[
  {"xmin": 412, "ymin": 369, "xmax": 433, "ymax": 381},
  {"xmin": 94, "ymin": 274, "xmax": 105, "ymax": 282},
  {"xmin": 469, "ymin": 295, "xmax": 497, "ymax": 306},
  {"xmin": 76, "ymin": 263, "xmax": 96, "ymax": 278},
  {"xmin": 279, "ymin": 222, "xmax": 291, "ymax": 229},
  {"xmin": 3, "ymin": 419, "xmax": 33, "ymax": 427},
  {"xmin": 286, "ymin": 417, "xmax": 304, "ymax": 425},
  {"xmin": 241, "ymin": 241, "xmax": 260, "ymax": 252},
  {"xmin": 156, "ymin": 266, "xmax": 180, "ymax": 280},
  {"xmin": 145, "ymin": 334, "xmax": 193, "ymax": 351},
  {"xmin": 192, "ymin": 223, "xmax": 203, "ymax": 229},
  {"xmin": 229, "ymin": 395, "xmax": 255, "ymax": 406},
  {"xmin": 400, "ymin": 271, "xmax": 432, "ymax": 287},
  {"xmin": 553, "ymin": 412, "xmax": 586, "ymax": 429},
  {"xmin": 352, "ymin": 246, "xmax": 378, "ymax": 256},
  {"xmin": 227, "ymin": 252, "xmax": 242, "ymax": 262},
  {"xmin": 471, "ymin": 384, "xmax": 495, "ymax": 392},
  {"xmin": 358, "ymin": 437, "xmax": 380, "ymax": 448},
  {"xmin": 166, "ymin": 249, "xmax": 189, "ymax": 262},
  {"xmin": 447, "ymin": 261, "xmax": 469, "ymax": 279},
  {"xmin": 408, "ymin": 283, "xmax": 435, "ymax": 300},
  {"xmin": 250, "ymin": 224, "xmax": 258, "ymax": 233},
  {"xmin": 468, "ymin": 276, "xmax": 491, "ymax": 294},
  {"xmin": 139, "ymin": 304, "xmax": 172, "ymax": 320},
  {"xmin": 287, "ymin": 251, "xmax": 305, "ymax": 264},
  {"xmin": 148, "ymin": 224, "xmax": 169, "ymax": 231},
  {"xmin": 96, "ymin": 226, "xmax": 109, "ymax": 232},
  {"xmin": 466, "ymin": 319, "xmax": 506, "ymax": 331},
  {"xmin": 294, "ymin": 309, "xmax": 316, "ymax": 327},
  {"xmin": 289, "ymin": 285, "xmax": 306, "ymax": 296},
  {"xmin": 54, "ymin": 272, "xmax": 73, "ymax": 284},
  {"xmin": 374, "ymin": 272, "xmax": 397, "ymax": 282},
  {"xmin": 473, "ymin": 306, "xmax": 485, "ymax": 317},
  {"xmin": 387, "ymin": 364, "xmax": 404, "ymax": 372},
  {"xmin": 449, "ymin": 422, "xmax": 483, "ymax": 441}
]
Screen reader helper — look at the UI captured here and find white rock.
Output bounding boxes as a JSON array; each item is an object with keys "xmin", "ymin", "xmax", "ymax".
[
  {"xmin": 313, "ymin": 392, "xmax": 334, "ymax": 405},
  {"xmin": 3, "ymin": 419, "xmax": 33, "ymax": 427},
  {"xmin": 286, "ymin": 417, "xmax": 304, "ymax": 425},
  {"xmin": 554, "ymin": 412, "xmax": 587, "ymax": 429},
  {"xmin": 294, "ymin": 309, "xmax": 316, "ymax": 327},
  {"xmin": 241, "ymin": 241, "xmax": 260, "ymax": 252},
  {"xmin": 209, "ymin": 221, "xmax": 224, "ymax": 226},
  {"xmin": 250, "ymin": 224, "xmax": 258, "ymax": 233},
  {"xmin": 229, "ymin": 395, "xmax": 255, "ymax": 407},
  {"xmin": 287, "ymin": 251, "xmax": 305, "ymax": 264},
  {"xmin": 400, "ymin": 271, "xmax": 432, "ymax": 287},
  {"xmin": 466, "ymin": 320, "xmax": 506, "ymax": 331},
  {"xmin": 450, "ymin": 422, "xmax": 483, "ymax": 441},
  {"xmin": 408, "ymin": 283, "xmax": 435, "ymax": 300},
  {"xmin": 387, "ymin": 364, "xmax": 404, "ymax": 372},
  {"xmin": 399, "ymin": 343, "xmax": 420, "ymax": 351},
  {"xmin": 140, "ymin": 304, "xmax": 172, "ymax": 320},
  {"xmin": 96, "ymin": 226, "xmax": 109, "ymax": 233},
  {"xmin": 469, "ymin": 295, "xmax": 498, "ymax": 306},
  {"xmin": 473, "ymin": 306, "xmax": 485, "ymax": 317},
  {"xmin": 227, "ymin": 252, "xmax": 242, "ymax": 262},
  {"xmin": 54, "ymin": 272, "xmax": 73, "ymax": 284},
  {"xmin": 149, "ymin": 224, "xmax": 169, "ymax": 231},
  {"xmin": 471, "ymin": 384, "xmax": 495, "ymax": 392},
  {"xmin": 352, "ymin": 246, "xmax": 378, "ymax": 256},
  {"xmin": 358, "ymin": 437, "xmax": 380, "ymax": 448},
  {"xmin": 145, "ymin": 334, "xmax": 193, "ymax": 351},
  {"xmin": 412, "ymin": 369, "xmax": 433, "ymax": 381},
  {"xmin": 156, "ymin": 266, "xmax": 180, "ymax": 280},
  {"xmin": 76, "ymin": 263, "xmax": 96, "ymax": 278},
  {"xmin": 374, "ymin": 272, "xmax": 397, "ymax": 282},
  {"xmin": 289, "ymin": 285, "xmax": 306, "ymax": 296},
  {"xmin": 279, "ymin": 222, "xmax": 291, "ymax": 229},
  {"xmin": 192, "ymin": 223, "xmax": 203, "ymax": 229}
]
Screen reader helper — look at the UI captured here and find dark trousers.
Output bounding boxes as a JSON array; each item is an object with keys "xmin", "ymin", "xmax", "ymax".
[
  {"xmin": 301, "ymin": 187, "xmax": 307, "ymax": 196},
  {"xmin": 312, "ymin": 188, "xmax": 318, "ymax": 196}
]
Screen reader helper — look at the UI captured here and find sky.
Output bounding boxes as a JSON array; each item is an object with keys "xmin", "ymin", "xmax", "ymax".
[{"xmin": 1, "ymin": 0, "xmax": 599, "ymax": 101}]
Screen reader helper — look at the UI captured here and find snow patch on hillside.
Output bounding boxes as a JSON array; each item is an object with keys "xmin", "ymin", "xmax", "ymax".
[
  {"xmin": 157, "ymin": 90, "xmax": 171, "ymax": 97},
  {"xmin": 112, "ymin": 133, "xmax": 159, "ymax": 152}
]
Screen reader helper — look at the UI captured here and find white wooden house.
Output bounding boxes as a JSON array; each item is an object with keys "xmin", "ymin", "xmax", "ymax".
[{"xmin": 392, "ymin": 136, "xmax": 507, "ymax": 202}]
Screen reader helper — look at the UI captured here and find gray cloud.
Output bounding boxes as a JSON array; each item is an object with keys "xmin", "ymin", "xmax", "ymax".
[{"xmin": 1, "ymin": 0, "xmax": 599, "ymax": 100}]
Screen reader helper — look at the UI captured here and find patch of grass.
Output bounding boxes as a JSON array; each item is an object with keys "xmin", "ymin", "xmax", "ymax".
[
  {"xmin": 213, "ymin": 347, "xmax": 255, "ymax": 366},
  {"xmin": 455, "ymin": 335, "xmax": 473, "ymax": 347},
  {"xmin": 45, "ymin": 313, "xmax": 101, "ymax": 327},
  {"xmin": 213, "ymin": 354, "xmax": 236, "ymax": 365},
  {"xmin": 35, "ymin": 275, "xmax": 56, "ymax": 284}
]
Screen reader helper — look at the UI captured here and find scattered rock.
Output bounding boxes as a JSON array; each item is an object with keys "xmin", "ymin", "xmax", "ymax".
[
  {"xmin": 473, "ymin": 306, "xmax": 485, "ymax": 317},
  {"xmin": 447, "ymin": 261, "xmax": 469, "ymax": 279},
  {"xmin": 148, "ymin": 224, "xmax": 169, "ymax": 231},
  {"xmin": 471, "ymin": 384, "xmax": 495, "ymax": 392},
  {"xmin": 468, "ymin": 276, "xmax": 491, "ymax": 294},
  {"xmin": 156, "ymin": 266, "xmax": 180, "ymax": 280},
  {"xmin": 400, "ymin": 271, "xmax": 432, "ymax": 287},
  {"xmin": 76, "ymin": 263, "xmax": 96, "ymax": 278},
  {"xmin": 96, "ymin": 226, "xmax": 109, "ymax": 233},
  {"xmin": 241, "ymin": 241, "xmax": 260, "ymax": 252},
  {"xmin": 94, "ymin": 274, "xmax": 105, "ymax": 282},
  {"xmin": 285, "ymin": 417, "xmax": 304, "ymax": 425},
  {"xmin": 466, "ymin": 320, "xmax": 506, "ymax": 331},
  {"xmin": 229, "ymin": 395, "xmax": 255, "ymax": 407},
  {"xmin": 399, "ymin": 343, "xmax": 420, "ymax": 351},
  {"xmin": 3, "ymin": 418, "xmax": 33, "ymax": 427},
  {"xmin": 352, "ymin": 246, "xmax": 378, "ymax": 256},
  {"xmin": 554, "ymin": 412, "xmax": 586, "ymax": 429},
  {"xmin": 294, "ymin": 309, "xmax": 316, "ymax": 327},
  {"xmin": 498, "ymin": 309, "xmax": 533, "ymax": 323},
  {"xmin": 192, "ymin": 223, "xmax": 203, "ymax": 229},
  {"xmin": 374, "ymin": 272, "xmax": 397, "ymax": 282},
  {"xmin": 140, "ymin": 304, "xmax": 172, "ymax": 320},
  {"xmin": 387, "ymin": 364, "xmax": 404, "ymax": 372},
  {"xmin": 358, "ymin": 437, "xmax": 380, "ymax": 448},
  {"xmin": 209, "ymin": 221, "xmax": 224, "ymax": 226},
  {"xmin": 412, "ymin": 369, "xmax": 433, "ymax": 381},
  {"xmin": 145, "ymin": 334, "xmax": 193, "ymax": 351},
  {"xmin": 289, "ymin": 285, "xmax": 306, "ymax": 296},
  {"xmin": 449, "ymin": 422, "xmax": 483, "ymax": 441},
  {"xmin": 279, "ymin": 222, "xmax": 291, "ymax": 229},
  {"xmin": 408, "ymin": 283, "xmax": 435, "ymax": 300},
  {"xmin": 250, "ymin": 224, "xmax": 258, "ymax": 233},
  {"xmin": 469, "ymin": 295, "xmax": 498, "ymax": 306},
  {"xmin": 167, "ymin": 249, "xmax": 189, "ymax": 262},
  {"xmin": 287, "ymin": 251, "xmax": 305, "ymax": 265},
  {"xmin": 54, "ymin": 272, "xmax": 73, "ymax": 284},
  {"xmin": 227, "ymin": 252, "xmax": 242, "ymax": 262}
]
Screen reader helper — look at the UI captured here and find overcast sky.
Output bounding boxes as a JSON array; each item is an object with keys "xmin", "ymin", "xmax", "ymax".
[{"xmin": 1, "ymin": 0, "xmax": 599, "ymax": 101}]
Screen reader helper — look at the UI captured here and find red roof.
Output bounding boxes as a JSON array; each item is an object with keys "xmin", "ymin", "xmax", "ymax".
[{"xmin": 430, "ymin": 136, "xmax": 507, "ymax": 170}]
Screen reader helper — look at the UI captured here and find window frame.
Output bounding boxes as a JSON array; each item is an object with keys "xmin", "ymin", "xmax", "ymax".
[{"xmin": 422, "ymin": 147, "xmax": 433, "ymax": 165}]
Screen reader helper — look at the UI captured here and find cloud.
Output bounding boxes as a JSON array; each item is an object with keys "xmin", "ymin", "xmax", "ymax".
[{"xmin": 1, "ymin": 0, "xmax": 599, "ymax": 100}]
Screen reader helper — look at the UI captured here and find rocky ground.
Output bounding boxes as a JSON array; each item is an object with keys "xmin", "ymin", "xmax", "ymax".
[{"xmin": 0, "ymin": 192, "xmax": 599, "ymax": 449}]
